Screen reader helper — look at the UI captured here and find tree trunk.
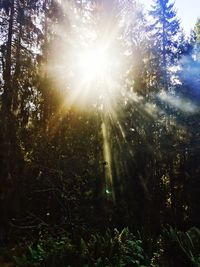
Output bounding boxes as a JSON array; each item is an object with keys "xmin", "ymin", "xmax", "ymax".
[{"xmin": 1, "ymin": 0, "xmax": 15, "ymax": 181}]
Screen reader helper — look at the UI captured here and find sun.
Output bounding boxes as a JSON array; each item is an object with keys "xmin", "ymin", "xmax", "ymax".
[
  {"xmin": 64, "ymin": 42, "xmax": 121, "ymax": 108},
  {"xmin": 77, "ymin": 47, "xmax": 111, "ymax": 83},
  {"xmin": 47, "ymin": 3, "xmax": 123, "ymax": 109}
]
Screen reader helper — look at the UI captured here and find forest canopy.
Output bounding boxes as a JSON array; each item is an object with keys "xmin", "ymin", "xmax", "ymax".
[{"xmin": 0, "ymin": 0, "xmax": 200, "ymax": 266}]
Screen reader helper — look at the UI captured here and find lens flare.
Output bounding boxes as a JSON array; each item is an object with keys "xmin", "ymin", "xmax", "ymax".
[
  {"xmin": 77, "ymin": 47, "xmax": 110, "ymax": 82},
  {"xmin": 47, "ymin": 1, "xmax": 124, "ymax": 109},
  {"xmin": 68, "ymin": 43, "xmax": 121, "ymax": 108}
]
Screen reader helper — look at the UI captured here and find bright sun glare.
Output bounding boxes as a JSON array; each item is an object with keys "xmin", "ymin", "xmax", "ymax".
[
  {"xmin": 49, "ymin": 1, "xmax": 123, "ymax": 108},
  {"xmin": 77, "ymin": 48, "xmax": 111, "ymax": 83},
  {"xmin": 65, "ymin": 42, "xmax": 121, "ymax": 108}
]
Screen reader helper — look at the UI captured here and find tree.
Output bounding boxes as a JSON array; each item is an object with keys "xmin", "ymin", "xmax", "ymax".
[
  {"xmin": 149, "ymin": 0, "xmax": 180, "ymax": 91},
  {"xmin": 0, "ymin": 0, "xmax": 44, "ymax": 242},
  {"xmin": 193, "ymin": 18, "xmax": 200, "ymax": 60}
]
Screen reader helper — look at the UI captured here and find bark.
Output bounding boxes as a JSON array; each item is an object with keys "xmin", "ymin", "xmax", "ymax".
[{"xmin": 1, "ymin": 0, "xmax": 15, "ymax": 180}]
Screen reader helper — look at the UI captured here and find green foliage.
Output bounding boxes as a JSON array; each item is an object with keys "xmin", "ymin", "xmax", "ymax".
[
  {"xmin": 79, "ymin": 228, "xmax": 147, "ymax": 267},
  {"xmin": 13, "ymin": 234, "xmax": 74, "ymax": 267},
  {"xmin": 7, "ymin": 227, "xmax": 200, "ymax": 267},
  {"xmin": 151, "ymin": 227, "xmax": 200, "ymax": 267},
  {"xmin": 12, "ymin": 228, "xmax": 148, "ymax": 267}
]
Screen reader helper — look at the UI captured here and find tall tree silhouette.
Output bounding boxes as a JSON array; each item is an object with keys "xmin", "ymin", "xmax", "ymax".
[{"xmin": 149, "ymin": 0, "xmax": 180, "ymax": 91}]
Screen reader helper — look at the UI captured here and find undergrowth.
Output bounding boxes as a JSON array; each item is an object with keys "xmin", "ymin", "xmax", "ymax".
[{"xmin": 1, "ymin": 227, "xmax": 200, "ymax": 267}]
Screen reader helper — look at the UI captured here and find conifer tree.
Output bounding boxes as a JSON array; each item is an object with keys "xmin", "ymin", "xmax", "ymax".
[
  {"xmin": 193, "ymin": 18, "xmax": 200, "ymax": 60},
  {"xmin": 149, "ymin": 0, "xmax": 180, "ymax": 91}
]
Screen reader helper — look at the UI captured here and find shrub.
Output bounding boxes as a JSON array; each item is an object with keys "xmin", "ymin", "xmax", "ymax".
[
  {"xmin": 151, "ymin": 227, "xmax": 200, "ymax": 267},
  {"xmin": 12, "ymin": 228, "xmax": 148, "ymax": 267}
]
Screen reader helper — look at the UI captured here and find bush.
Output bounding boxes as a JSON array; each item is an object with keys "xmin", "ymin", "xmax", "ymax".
[
  {"xmin": 12, "ymin": 228, "xmax": 148, "ymax": 267},
  {"xmin": 78, "ymin": 228, "xmax": 148, "ymax": 266},
  {"xmin": 11, "ymin": 227, "xmax": 200, "ymax": 267},
  {"xmin": 151, "ymin": 227, "xmax": 200, "ymax": 267}
]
